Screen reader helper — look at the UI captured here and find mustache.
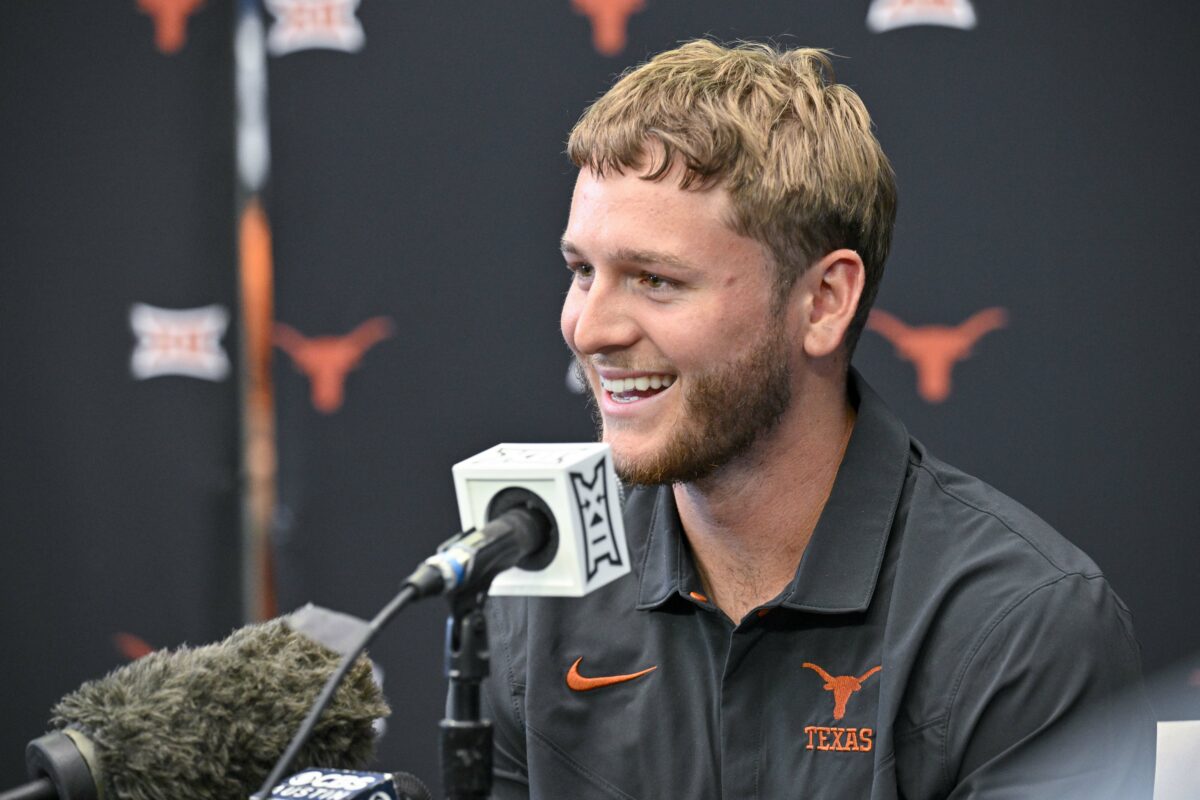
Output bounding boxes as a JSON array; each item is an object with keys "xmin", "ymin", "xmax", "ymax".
[{"xmin": 576, "ymin": 354, "xmax": 676, "ymax": 374}]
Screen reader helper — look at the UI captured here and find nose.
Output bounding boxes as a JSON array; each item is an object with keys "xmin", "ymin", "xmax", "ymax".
[{"xmin": 561, "ymin": 276, "xmax": 639, "ymax": 356}]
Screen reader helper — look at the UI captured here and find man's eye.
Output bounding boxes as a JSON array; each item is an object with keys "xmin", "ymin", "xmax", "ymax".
[
  {"xmin": 568, "ymin": 263, "xmax": 594, "ymax": 280},
  {"xmin": 642, "ymin": 273, "xmax": 672, "ymax": 290}
]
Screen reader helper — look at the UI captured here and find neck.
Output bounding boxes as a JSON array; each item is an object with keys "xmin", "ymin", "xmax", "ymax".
[{"xmin": 673, "ymin": 373, "xmax": 854, "ymax": 623}]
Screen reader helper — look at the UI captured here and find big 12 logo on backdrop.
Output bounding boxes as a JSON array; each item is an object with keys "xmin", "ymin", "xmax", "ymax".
[
  {"xmin": 867, "ymin": 0, "xmax": 977, "ymax": 33},
  {"xmin": 264, "ymin": 0, "xmax": 365, "ymax": 55},
  {"xmin": 130, "ymin": 303, "xmax": 231, "ymax": 381}
]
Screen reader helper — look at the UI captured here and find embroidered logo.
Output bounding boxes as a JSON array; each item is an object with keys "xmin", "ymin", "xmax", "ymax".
[
  {"xmin": 867, "ymin": 0, "xmax": 977, "ymax": 33},
  {"xmin": 273, "ymin": 317, "xmax": 394, "ymax": 413},
  {"xmin": 138, "ymin": 0, "xmax": 205, "ymax": 54},
  {"xmin": 867, "ymin": 307, "xmax": 1007, "ymax": 403},
  {"xmin": 572, "ymin": 0, "xmax": 645, "ymax": 56},
  {"xmin": 569, "ymin": 457, "xmax": 622, "ymax": 579},
  {"xmin": 264, "ymin": 0, "xmax": 365, "ymax": 56},
  {"xmin": 802, "ymin": 662, "xmax": 882, "ymax": 721},
  {"xmin": 130, "ymin": 303, "xmax": 230, "ymax": 381},
  {"xmin": 803, "ymin": 725, "xmax": 875, "ymax": 753},
  {"xmin": 566, "ymin": 656, "xmax": 656, "ymax": 691}
]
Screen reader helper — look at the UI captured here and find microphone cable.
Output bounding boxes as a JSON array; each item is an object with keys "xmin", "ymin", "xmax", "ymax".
[
  {"xmin": 255, "ymin": 583, "xmax": 419, "ymax": 798},
  {"xmin": 259, "ymin": 503, "xmax": 551, "ymax": 797}
]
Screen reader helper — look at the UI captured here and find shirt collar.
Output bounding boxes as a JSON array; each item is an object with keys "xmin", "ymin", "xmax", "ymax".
[{"xmin": 635, "ymin": 369, "xmax": 911, "ymax": 614}]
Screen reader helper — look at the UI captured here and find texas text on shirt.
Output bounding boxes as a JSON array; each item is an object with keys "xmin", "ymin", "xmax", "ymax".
[{"xmin": 481, "ymin": 371, "xmax": 1154, "ymax": 799}]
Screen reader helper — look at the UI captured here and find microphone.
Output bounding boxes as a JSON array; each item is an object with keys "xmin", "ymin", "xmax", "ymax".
[
  {"xmin": 3, "ymin": 609, "xmax": 389, "ymax": 800},
  {"xmin": 404, "ymin": 443, "xmax": 630, "ymax": 598},
  {"xmin": 405, "ymin": 496, "xmax": 553, "ymax": 598}
]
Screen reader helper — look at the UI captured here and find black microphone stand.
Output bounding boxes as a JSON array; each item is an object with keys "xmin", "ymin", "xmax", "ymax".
[{"xmin": 440, "ymin": 588, "xmax": 494, "ymax": 800}]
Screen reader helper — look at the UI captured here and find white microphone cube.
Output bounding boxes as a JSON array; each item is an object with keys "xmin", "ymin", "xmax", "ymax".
[{"xmin": 452, "ymin": 443, "xmax": 630, "ymax": 597}]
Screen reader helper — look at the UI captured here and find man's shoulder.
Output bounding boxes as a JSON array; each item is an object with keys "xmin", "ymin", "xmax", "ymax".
[
  {"xmin": 888, "ymin": 441, "xmax": 1138, "ymax": 686},
  {"xmin": 887, "ymin": 444, "xmax": 1150, "ymax": 796},
  {"xmin": 902, "ymin": 442, "xmax": 1105, "ymax": 583}
]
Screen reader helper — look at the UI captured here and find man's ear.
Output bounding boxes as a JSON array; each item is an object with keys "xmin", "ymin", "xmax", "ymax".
[{"xmin": 800, "ymin": 249, "xmax": 865, "ymax": 359}]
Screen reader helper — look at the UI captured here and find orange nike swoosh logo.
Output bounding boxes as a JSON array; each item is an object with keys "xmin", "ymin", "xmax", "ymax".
[{"xmin": 566, "ymin": 656, "xmax": 657, "ymax": 691}]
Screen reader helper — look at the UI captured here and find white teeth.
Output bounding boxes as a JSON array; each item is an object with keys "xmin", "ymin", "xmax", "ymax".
[{"xmin": 598, "ymin": 374, "xmax": 676, "ymax": 393}]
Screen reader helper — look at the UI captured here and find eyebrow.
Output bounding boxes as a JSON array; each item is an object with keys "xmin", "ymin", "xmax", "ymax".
[{"xmin": 560, "ymin": 238, "xmax": 697, "ymax": 274}]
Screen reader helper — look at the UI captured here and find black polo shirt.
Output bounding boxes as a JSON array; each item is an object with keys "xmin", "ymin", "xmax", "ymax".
[{"xmin": 482, "ymin": 371, "xmax": 1155, "ymax": 799}]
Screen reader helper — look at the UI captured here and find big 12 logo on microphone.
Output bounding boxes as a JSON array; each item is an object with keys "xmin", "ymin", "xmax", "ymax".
[{"xmin": 452, "ymin": 443, "xmax": 631, "ymax": 597}]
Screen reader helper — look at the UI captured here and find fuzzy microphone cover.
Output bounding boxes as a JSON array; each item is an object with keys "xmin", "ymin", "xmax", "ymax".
[{"xmin": 48, "ymin": 618, "xmax": 390, "ymax": 800}]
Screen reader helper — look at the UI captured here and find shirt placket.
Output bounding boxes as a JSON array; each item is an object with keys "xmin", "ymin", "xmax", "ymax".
[{"xmin": 718, "ymin": 615, "xmax": 769, "ymax": 800}]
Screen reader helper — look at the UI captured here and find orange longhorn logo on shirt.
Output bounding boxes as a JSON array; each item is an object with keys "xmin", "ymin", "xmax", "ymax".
[
  {"xmin": 274, "ymin": 317, "xmax": 394, "ymax": 413},
  {"xmin": 137, "ymin": 0, "xmax": 205, "ymax": 54},
  {"xmin": 867, "ymin": 307, "xmax": 1008, "ymax": 403},
  {"xmin": 802, "ymin": 662, "xmax": 882, "ymax": 721},
  {"xmin": 572, "ymin": 0, "xmax": 644, "ymax": 56}
]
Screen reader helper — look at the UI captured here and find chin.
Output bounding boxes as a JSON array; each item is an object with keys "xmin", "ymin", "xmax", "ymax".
[
  {"xmin": 603, "ymin": 436, "xmax": 669, "ymax": 487},
  {"xmin": 601, "ymin": 430, "xmax": 636, "ymax": 462}
]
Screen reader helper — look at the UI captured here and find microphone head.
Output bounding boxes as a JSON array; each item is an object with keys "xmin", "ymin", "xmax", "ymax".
[
  {"xmin": 47, "ymin": 618, "xmax": 389, "ymax": 800},
  {"xmin": 485, "ymin": 487, "xmax": 559, "ymax": 572},
  {"xmin": 452, "ymin": 443, "xmax": 630, "ymax": 597}
]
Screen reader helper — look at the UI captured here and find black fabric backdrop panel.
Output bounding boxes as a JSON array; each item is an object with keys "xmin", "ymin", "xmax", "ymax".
[
  {"xmin": 0, "ymin": 1, "xmax": 240, "ymax": 786},
  {"xmin": 3, "ymin": 0, "xmax": 1198, "ymax": 791}
]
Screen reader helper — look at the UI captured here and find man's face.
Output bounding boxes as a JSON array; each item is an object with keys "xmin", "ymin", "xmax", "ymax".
[{"xmin": 560, "ymin": 167, "xmax": 795, "ymax": 485}]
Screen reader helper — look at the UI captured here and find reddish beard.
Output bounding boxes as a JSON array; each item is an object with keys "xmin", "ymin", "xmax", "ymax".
[{"xmin": 575, "ymin": 317, "xmax": 791, "ymax": 486}]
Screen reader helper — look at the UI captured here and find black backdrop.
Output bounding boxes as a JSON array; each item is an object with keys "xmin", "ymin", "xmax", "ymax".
[{"xmin": 3, "ymin": 0, "xmax": 1199, "ymax": 790}]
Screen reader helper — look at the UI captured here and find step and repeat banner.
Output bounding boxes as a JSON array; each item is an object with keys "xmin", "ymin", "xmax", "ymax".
[
  {"xmin": 3, "ymin": 0, "xmax": 1199, "ymax": 789},
  {"xmin": 0, "ymin": 0, "xmax": 245, "ymax": 785}
]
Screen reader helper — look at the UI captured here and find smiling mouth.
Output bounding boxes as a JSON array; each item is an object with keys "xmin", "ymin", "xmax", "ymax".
[{"xmin": 598, "ymin": 374, "xmax": 676, "ymax": 404}]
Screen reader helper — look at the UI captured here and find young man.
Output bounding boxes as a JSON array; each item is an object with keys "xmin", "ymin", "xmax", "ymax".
[{"xmin": 482, "ymin": 41, "xmax": 1154, "ymax": 798}]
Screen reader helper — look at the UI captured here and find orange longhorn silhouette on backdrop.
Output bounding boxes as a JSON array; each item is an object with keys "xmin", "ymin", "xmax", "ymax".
[
  {"xmin": 572, "ymin": 0, "xmax": 644, "ymax": 56},
  {"xmin": 803, "ymin": 662, "xmax": 883, "ymax": 721},
  {"xmin": 274, "ymin": 317, "xmax": 394, "ymax": 413},
  {"xmin": 113, "ymin": 632, "xmax": 155, "ymax": 661},
  {"xmin": 137, "ymin": 0, "xmax": 205, "ymax": 54},
  {"xmin": 867, "ymin": 307, "xmax": 1008, "ymax": 403}
]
